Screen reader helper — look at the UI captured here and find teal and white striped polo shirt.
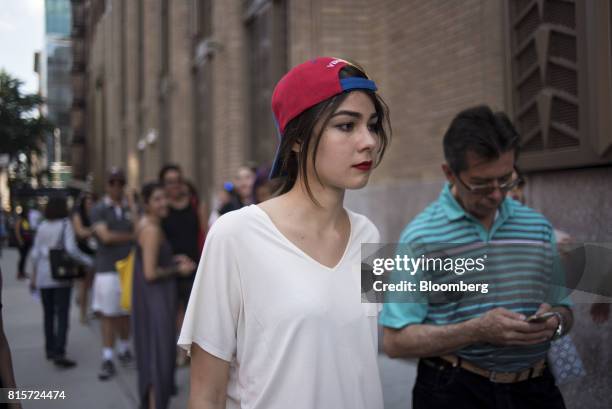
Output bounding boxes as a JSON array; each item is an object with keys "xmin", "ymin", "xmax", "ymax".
[{"xmin": 379, "ymin": 183, "xmax": 572, "ymax": 372}]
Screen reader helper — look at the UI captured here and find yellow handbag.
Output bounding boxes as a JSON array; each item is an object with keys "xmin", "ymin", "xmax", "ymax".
[{"xmin": 115, "ymin": 249, "xmax": 135, "ymax": 311}]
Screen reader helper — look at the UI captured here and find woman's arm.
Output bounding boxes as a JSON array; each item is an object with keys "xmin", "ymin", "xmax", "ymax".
[
  {"xmin": 28, "ymin": 228, "xmax": 42, "ymax": 280},
  {"xmin": 189, "ymin": 344, "xmax": 230, "ymax": 409},
  {"xmin": 139, "ymin": 224, "xmax": 160, "ymax": 281},
  {"xmin": 139, "ymin": 224, "xmax": 175, "ymax": 281},
  {"xmin": 71, "ymin": 213, "xmax": 92, "ymax": 240},
  {"xmin": 64, "ymin": 221, "xmax": 94, "ymax": 267}
]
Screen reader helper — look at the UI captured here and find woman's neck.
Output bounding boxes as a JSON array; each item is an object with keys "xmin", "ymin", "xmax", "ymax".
[{"xmin": 282, "ymin": 178, "xmax": 346, "ymax": 229}]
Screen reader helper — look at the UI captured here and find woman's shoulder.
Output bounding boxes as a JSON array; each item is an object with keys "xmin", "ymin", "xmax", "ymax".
[
  {"xmin": 137, "ymin": 218, "xmax": 163, "ymax": 237},
  {"xmin": 39, "ymin": 219, "xmax": 61, "ymax": 229},
  {"xmin": 208, "ymin": 206, "xmax": 259, "ymax": 238},
  {"xmin": 347, "ymin": 209, "xmax": 380, "ymax": 242}
]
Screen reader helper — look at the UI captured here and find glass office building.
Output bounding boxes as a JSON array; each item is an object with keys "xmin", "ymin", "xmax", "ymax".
[{"xmin": 43, "ymin": 0, "xmax": 72, "ymax": 164}]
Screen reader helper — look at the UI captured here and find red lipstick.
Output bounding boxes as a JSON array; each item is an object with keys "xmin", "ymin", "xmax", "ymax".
[{"xmin": 353, "ymin": 161, "xmax": 373, "ymax": 171}]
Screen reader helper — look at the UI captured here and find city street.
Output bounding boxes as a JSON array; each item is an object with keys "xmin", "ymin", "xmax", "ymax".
[
  {"xmin": 1, "ymin": 248, "xmax": 417, "ymax": 409},
  {"xmin": 0, "ymin": 248, "xmax": 189, "ymax": 409}
]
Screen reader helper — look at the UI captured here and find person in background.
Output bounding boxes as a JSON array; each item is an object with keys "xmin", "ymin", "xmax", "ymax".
[
  {"xmin": 133, "ymin": 182, "xmax": 196, "ymax": 409},
  {"xmin": 0, "ymin": 268, "xmax": 22, "ymax": 409},
  {"xmin": 71, "ymin": 192, "xmax": 98, "ymax": 324},
  {"xmin": 14, "ymin": 206, "xmax": 33, "ymax": 280},
  {"xmin": 90, "ymin": 168, "xmax": 137, "ymax": 380},
  {"xmin": 28, "ymin": 204, "xmax": 43, "ymax": 232},
  {"xmin": 208, "ymin": 182, "xmax": 235, "ymax": 227},
  {"xmin": 183, "ymin": 179, "xmax": 208, "ymax": 251},
  {"xmin": 159, "ymin": 165, "xmax": 205, "ymax": 367},
  {"xmin": 252, "ymin": 165, "xmax": 281, "ymax": 204},
  {"xmin": 28, "ymin": 196, "xmax": 94, "ymax": 368},
  {"xmin": 507, "ymin": 171, "xmax": 526, "ymax": 204},
  {"xmin": 218, "ymin": 166, "xmax": 255, "ymax": 215}
]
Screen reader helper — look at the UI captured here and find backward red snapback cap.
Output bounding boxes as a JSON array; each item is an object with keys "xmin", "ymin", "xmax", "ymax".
[{"xmin": 269, "ymin": 57, "xmax": 378, "ymax": 179}]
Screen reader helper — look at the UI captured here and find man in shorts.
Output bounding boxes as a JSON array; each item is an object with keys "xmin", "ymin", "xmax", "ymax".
[{"xmin": 91, "ymin": 168, "xmax": 136, "ymax": 380}]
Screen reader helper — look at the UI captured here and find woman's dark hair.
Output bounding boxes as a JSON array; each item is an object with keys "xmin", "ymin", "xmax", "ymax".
[
  {"xmin": 76, "ymin": 192, "xmax": 98, "ymax": 225},
  {"xmin": 158, "ymin": 163, "xmax": 182, "ymax": 183},
  {"xmin": 274, "ymin": 63, "xmax": 391, "ymax": 204},
  {"xmin": 443, "ymin": 105, "xmax": 520, "ymax": 174},
  {"xmin": 184, "ymin": 179, "xmax": 200, "ymax": 202},
  {"xmin": 252, "ymin": 165, "xmax": 282, "ymax": 201},
  {"xmin": 45, "ymin": 196, "xmax": 69, "ymax": 220},
  {"xmin": 141, "ymin": 182, "xmax": 164, "ymax": 205}
]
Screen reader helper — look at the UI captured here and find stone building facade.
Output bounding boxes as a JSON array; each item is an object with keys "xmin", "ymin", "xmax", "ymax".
[{"xmin": 71, "ymin": 1, "xmax": 611, "ymax": 407}]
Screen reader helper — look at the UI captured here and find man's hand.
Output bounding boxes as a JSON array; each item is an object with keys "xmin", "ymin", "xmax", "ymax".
[
  {"xmin": 531, "ymin": 303, "xmax": 560, "ymax": 339},
  {"xmin": 474, "ymin": 307, "xmax": 551, "ymax": 346}
]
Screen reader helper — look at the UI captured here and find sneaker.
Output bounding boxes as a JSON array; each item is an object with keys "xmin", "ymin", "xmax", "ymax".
[
  {"xmin": 118, "ymin": 350, "xmax": 133, "ymax": 366},
  {"xmin": 54, "ymin": 357, "xmax": 77, "ymax": 369},
  {"xmin": 98, "ymin": 360, "xmax": 116, "ymax": 380}
]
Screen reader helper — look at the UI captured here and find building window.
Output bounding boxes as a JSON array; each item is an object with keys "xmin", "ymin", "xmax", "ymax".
[
  {"xmin": 191, "ymin": 0, "xmax": 212, "ymax": 40},
  {"xmin": 160, "ymin": 0, "xmax": 170, "ymax": 77},
  {"xmin": 507, "ymin": 0, "xmax": 612, "ymax": 171}
]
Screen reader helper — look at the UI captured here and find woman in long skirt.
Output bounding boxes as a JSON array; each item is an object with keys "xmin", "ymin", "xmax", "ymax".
[{"xmin": 133, "ymin": 182, "xmax": 195, "ymax": 409}]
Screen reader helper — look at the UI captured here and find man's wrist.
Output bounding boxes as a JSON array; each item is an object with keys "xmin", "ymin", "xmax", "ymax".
[
  {"xmin": 550, "ymin": 311, "xmax": 564, "ymax": 340},
  {"xmin": 463, "ymin": 317, "xmax": 482, "ymax": 344},
  {"xmin": 549, "ymin": 306, "xmax": 572, "ymax": 339}
]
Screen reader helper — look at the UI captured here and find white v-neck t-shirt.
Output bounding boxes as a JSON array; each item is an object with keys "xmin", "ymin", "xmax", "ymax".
[{"xmin": 178, "ymin": 204, "xmax": 383, "ymax": 409}]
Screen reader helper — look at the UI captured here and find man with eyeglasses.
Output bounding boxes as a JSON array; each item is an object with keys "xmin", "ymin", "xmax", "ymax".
[
  {"xmin": 380, "ymin": 105, "xmax": 572, "ymax": 409},
  {"xmin": 90, "ymin": 168, "xmax": 137, "ymax": 380}
]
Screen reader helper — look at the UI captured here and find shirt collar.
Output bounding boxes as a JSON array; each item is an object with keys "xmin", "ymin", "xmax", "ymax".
[{"xmin": 439, "ymin": 182, "xmax": 514, "ymax": 223}]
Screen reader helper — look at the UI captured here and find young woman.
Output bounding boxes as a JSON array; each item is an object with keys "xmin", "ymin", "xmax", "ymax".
[
  {"xmin": 29, "ymin": 196, "xmax": 93, "ymax": 367},
  {"xmin": 71, "ymin": 192, "xmax": 98, "ymax": 323},
  {"xmin": 179, "ymin": 57, "xmax": 390, "ymax": 409},
  {"xmin": 133, "ymin": 183, "xmax": 196, "ymax": 409}
]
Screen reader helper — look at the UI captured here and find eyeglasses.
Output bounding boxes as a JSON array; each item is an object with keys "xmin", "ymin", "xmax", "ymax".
[{"xmin": 455, "ymin": 172, "xmax": 522, "ymax": 196}]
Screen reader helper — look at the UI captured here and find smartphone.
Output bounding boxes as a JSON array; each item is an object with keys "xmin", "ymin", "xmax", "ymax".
[{"xmin": 526, "ymin": 312, "xmax": 556, "ymax": 323}]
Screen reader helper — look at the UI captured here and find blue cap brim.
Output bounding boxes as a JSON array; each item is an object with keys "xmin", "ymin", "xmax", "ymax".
[{"xmin": 269, "ymin": 117, "xmax": 284, "ymax": 179}]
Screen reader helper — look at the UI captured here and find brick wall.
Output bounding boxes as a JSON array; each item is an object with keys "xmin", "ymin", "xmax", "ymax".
[
  {"xmin": 168, "ymin": 0, "xmax": 195, "ymax": 179},
  {"xmin": 124, "ymin": 0, "xmax": 140, "ymax": 188},
  {"xmin": 209, "ymin": 0, "xmax": 247, "ymax": 185},
  {"xmin": 85, "ymin": 0, "xmax": 508, "ymax": 204}
]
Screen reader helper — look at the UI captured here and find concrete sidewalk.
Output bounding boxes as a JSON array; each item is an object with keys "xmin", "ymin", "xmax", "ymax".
[{"xmin": 1, "ymin": 248, "xmax": 190, "ymax": 409}]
